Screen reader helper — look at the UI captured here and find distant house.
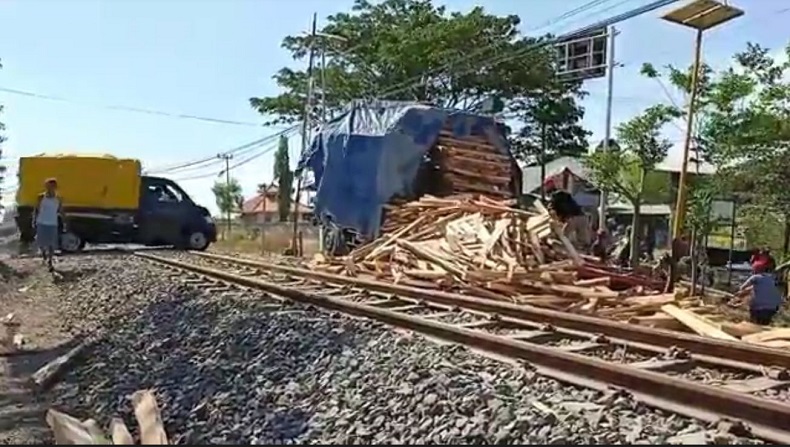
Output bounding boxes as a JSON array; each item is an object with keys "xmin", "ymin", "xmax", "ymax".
[
  {"xmin": 519, "ymin": 155, "xmax": 728, "ymax": 250},
  {"xmin": 240, "ymin": 184, "xmax": 313, "ymax": 225}
]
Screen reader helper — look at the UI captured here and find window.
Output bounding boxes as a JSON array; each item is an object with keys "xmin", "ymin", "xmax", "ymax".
[{"xmin": 146, "ymin": 183, "xmax": 182, "ymax": 203}]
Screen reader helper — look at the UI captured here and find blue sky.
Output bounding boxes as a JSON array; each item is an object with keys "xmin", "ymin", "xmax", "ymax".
[{"xmin": 0, "ymin": 0, "xmax": 787, "ymax": 214}]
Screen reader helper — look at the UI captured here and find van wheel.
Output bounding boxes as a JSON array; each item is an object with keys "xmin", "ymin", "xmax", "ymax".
[
  {"xmin": 60, "ymin": 231, "xmax": 84, "ymax": 253},
  {"xmin": 186, "ymin": 231, "xmax": 210, "ymax": 251}
]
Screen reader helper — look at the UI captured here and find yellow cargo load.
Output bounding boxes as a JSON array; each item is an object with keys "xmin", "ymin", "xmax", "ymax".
[{"xmin": 16, "ymin": 154, "xmax": 141, "ymax": 210}]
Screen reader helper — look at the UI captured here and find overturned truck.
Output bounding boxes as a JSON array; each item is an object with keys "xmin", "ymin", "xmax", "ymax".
[{"xmin": 300, "ymin": 101, "xmax": 523, "ymax": 255}]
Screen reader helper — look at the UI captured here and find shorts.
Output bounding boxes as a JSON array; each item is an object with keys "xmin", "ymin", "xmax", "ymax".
[
  {"xmin": 36, "ymin": 224, "xmax": 59, "ymax": 250},
  {"xmin": 750, "ymin": 307, "xmax": 778, "ymax": 325}
]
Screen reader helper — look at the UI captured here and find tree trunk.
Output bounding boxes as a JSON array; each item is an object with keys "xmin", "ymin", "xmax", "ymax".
[
  {"xmin": 629, "ymin": 201, "xmax": 641, "ymax": 269},
  {"xmin": 783, "ymin": 214, "xmax": 790, "ymax": 257},
  {"xmin": 690, "ymin": 227, "xmax": 698, "ymax": 296}
]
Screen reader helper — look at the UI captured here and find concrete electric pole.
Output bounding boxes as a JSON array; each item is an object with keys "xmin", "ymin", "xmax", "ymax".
[{"xmin": 217, "ymin": 152, "xmax": 234, "ymax": 237}]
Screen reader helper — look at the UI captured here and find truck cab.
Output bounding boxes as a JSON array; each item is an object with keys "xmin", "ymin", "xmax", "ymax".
[{"xmin": 134, "ymin": 176, "xmax": 217, "ymax": 251}]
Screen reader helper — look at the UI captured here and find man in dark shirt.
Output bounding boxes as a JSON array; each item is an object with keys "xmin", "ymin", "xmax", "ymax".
[{"xmin": 544, "ymin": 179, "xmax": 590, "ymax": 250}]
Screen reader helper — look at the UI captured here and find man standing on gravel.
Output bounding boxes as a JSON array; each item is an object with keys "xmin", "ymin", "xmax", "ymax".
[{"xmin": 33, "ymin": 178, "xmax": 63, "ymax": 272}]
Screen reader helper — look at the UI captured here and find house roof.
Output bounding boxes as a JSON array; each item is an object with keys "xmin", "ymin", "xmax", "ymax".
[
  {"xmin": 520, "ymin": 157, "xmax": 590, "ymax": 194},
  {"xmin": 520, "ymin": 154, "xmax": 716, "ymax": 194},
  {"xmin": 241, "ymin": 192, "xmax": 312, "ymax": 215}
]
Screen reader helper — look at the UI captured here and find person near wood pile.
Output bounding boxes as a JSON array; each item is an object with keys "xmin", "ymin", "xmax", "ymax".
[
  {"xmin": 750, "ymin": 248, "xmax": 776, "ymax": 273},
  {"xmin": 544, "ymin": 179, "xmax": 591, "ymax": 251},
  {"xmin": 590, "ymin": 229, "xmax": 609, "ymax": 262},
  {"xmin": 737, "ymin": 259, "xmax": 783, "ymax": 325}
]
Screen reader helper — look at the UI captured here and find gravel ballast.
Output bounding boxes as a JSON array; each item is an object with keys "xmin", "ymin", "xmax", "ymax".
[{"xmin": 25, "ymin": 254, "xmax": 765, "ymax": 444}]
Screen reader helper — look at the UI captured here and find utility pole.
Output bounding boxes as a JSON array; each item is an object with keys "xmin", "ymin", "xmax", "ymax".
[
  {"xmin": 597, "ymin": 26, "xmax": 617, "ymax": 231},
  {"xmin": 540, "ymin": 123, "xmax": 547, "ymax": 201},
  {"xmin": 320, "ymin": 46, "xmax": 327, "ymax": 126},
  {"xmin": 291, "ymin": 12, "xmax": 318, "ymax": 256},
  {"xmin": 217, "ymin": 152, "xmax": 234, "ymax": 237}
]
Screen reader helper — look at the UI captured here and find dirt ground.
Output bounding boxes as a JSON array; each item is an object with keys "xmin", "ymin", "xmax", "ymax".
[{"xmin": 0, "ymin": 256, "xmax": 80, "ymax": 445}]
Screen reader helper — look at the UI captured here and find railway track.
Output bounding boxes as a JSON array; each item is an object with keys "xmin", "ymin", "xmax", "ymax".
[{"xmin": 137, "ymin": 250, "xmax": 790, "ymax": 444}]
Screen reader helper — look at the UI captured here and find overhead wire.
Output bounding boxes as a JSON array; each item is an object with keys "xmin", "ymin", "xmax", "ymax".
[
  {"xmin": 2, "ymin": 0, "xmax": 682, "ymax": 187},
  {"xmin": 170, "ymin": 125, "xmax": 301, "ymax": 182},
  {"xmin": 370, "ymin": 0, "xmax": 627, "ymax": 101},
  {"xmin": 374, "ymin": 0, "xmax": 682, "ymax": 101},
  {"xmin": 0, "ymin": 86, "xmax": 284, "ymax": 128},
  {"xmin": 144, "ymin": 123, "xmax": 300, "ymax": 175},
  {"xmin": 171, "ymin": 144, "xmax": 277, "ymax": 182},
  {"xmin": 163, "ymin": 0, "xmax": 676, "ymax": 182}
]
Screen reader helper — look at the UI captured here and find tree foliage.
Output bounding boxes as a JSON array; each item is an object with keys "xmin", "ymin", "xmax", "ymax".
[
  {"xmin": 509, "ymin": 82, "xmax": 590, "ymax": 164},
  {"xmin": 273, "ymin": 135, "xmax": 294, "ymax": 221},
  {"xmin": 250, "ymin": 0, "xmax": 588, "ymax": 164},
  {"xmin": 686, "ymin": 177, "xmax": 715, "ymax": 241},
  {"xmin": 642, "ymin": 41, "xmax": 790, "ymax": 254},
  {"xmin": 585, "ymin": 104, "xmax": 680, "ymax": 266},
  {"xmin": 645, "ymin": 43, "xmax": 790, "ymax": 211},
  {"xmin": 211, "ymin": 178, "xmax": 244, "ymax": 216},
  {"xmin": 585, "ymin": 105, "xmax": 679, "ymax": 203}
]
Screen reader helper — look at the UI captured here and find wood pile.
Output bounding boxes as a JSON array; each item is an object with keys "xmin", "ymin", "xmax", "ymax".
[
  {"xmin": 433, "ymin": 130, "xmax": 514, "ymax": 199},
  {"xmin": 313, "ymin": 193, "xmax": 790, "ymax": 346},
  {"xmin": 314, "ymin": 193, "xmax": 663, "ymax": 306},
  {"xmin": 47, "ymin": 389, "xmax": 168, "ymax": 444}
]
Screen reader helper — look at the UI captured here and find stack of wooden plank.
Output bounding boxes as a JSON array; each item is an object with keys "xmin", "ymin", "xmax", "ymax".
[
  {"xmin": 313, "ymin": 193, "xmax": 790, "ymax": 346},
  {"xmin": 433, "ymin": 130, "xmax": 514, "ymax": 198},
  {"xmin": 314, "ymin": 194, "xmax": 661, "ymax": 305}
]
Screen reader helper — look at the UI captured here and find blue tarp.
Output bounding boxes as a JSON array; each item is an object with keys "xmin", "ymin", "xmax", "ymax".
[{"xmin": 299, "ymin": 100, "xmax": 514, "ymax": 237}]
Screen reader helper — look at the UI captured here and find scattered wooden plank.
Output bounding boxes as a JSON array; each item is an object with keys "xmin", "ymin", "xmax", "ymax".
[
  {"xmin": 30, "ymin": 340, "xmax": 90, "ymax": 390},
  {"xmin": 46, "ymin": 409, "xmax": 99, "ymax": 445},
  {"xmin": 661, "ymin": 304, "xmax": 738, "ymax": 341},
  {"xmin": 132, "ymin": 390, "xmax": 169, "ymax": 445},
  {"xmin": 47, "ymin": 389, "xmax": 169, "ymax": 445},
  {"xmin": 743, "ymin": 328, "xmax": 790, "ymax": 344},
  {"xmin": 110, "ymin": 418, "xmax": 135, "ymax": 444}
]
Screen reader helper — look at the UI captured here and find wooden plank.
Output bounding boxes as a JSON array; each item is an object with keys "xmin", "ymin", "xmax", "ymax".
[
  {"xmin": 660, "ymin": 304, "xmax": 738, "ymax": 341},
  {"xmin": 132, "ymin": 390, "xmax": 169, "ymax": 445},
  {"xmin": 30, "ymin": 340, "xmax": 90, "ymax": 389},
  {"xmin": 743, "ymin": 328, "xmax": 790, "ymax": 344}
]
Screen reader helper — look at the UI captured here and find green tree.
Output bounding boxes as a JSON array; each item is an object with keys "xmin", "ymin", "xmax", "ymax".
[
  {"xmin": 273, "ymin": 135, "xmax": 294, "ymax": 221},
  {"xmin": 250, "ymin": 0, "xmax": 588, "ymax": 164},
  {"xmin": 585, "ymin": 104, "xmax": 680, "ymax": 267},
  {"xmin": 682, "ymin": 42, "xmax": 790, "ymax": 253},
  {"xmin": 211, "ymin": 178, "xmax": 243, "ymax": 235},
  {"xmin": 509, "ymin": 83, "xmax": 590, "ymax": 164}
]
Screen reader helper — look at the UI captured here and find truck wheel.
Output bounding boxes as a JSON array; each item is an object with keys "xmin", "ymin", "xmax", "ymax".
[
  {"xmin": 186, "ymin": 231, "xmax": 210, "ymax": 251},
  {"xmin": 60, "ymin": 231, "xmax": 84, "ymax": 253}
]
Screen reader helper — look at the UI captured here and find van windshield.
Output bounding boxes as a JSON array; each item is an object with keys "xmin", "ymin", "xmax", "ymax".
[
  {"xmin": 145, "ymin": 180, "xmax": 193, "ymax": 204},
  {"xmin": 166, "ymin": 181, "xmax": 193, "ymax": 203}
]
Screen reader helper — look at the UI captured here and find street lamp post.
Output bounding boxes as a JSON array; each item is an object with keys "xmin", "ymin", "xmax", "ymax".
[{"xmin": 662, "ymin": 0, "xmax": 743, "ymax": 287}]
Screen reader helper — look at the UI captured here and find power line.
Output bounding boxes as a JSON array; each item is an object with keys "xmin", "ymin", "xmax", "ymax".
[
  {"xmin": 144, "ymin": 124, "xmax": 300, "ymax": 175},
  {"xmin": 172, "ymin": 138, "xmax": 284, "ymax": 182},
  {"xmin": 168, "ymin": 125, "xmax": 302, "ymax": 182},
  {"xmin": 372, "ymin": 0, "xmax": 625, "ymax": 100},
  {"xmin": 0, "ymin": 86, "xmax": 279, "ymax": 128},
  {"xmin": 376, "ymin": 0, "xmax": 682, "ymax": 101}
]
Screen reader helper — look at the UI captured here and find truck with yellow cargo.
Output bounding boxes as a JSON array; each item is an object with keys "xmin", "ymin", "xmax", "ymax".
[{"xmin": 15, "ymin": 154, "xmax": 217, "ymax": 252}]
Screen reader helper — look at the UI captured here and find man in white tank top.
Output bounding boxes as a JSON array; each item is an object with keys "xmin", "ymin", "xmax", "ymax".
[{"xmin": 34, "ymin": 178, "xmax": 62, "ymax": 271}]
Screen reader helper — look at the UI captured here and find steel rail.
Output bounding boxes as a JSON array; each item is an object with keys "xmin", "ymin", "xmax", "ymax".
[
  {"xmin": 138, "ymin": 251, "xmax": 790, "ymax": 444},
  {"xmin": 190, "ymin": 251, "xmax": 790, "ymax": 369}
]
